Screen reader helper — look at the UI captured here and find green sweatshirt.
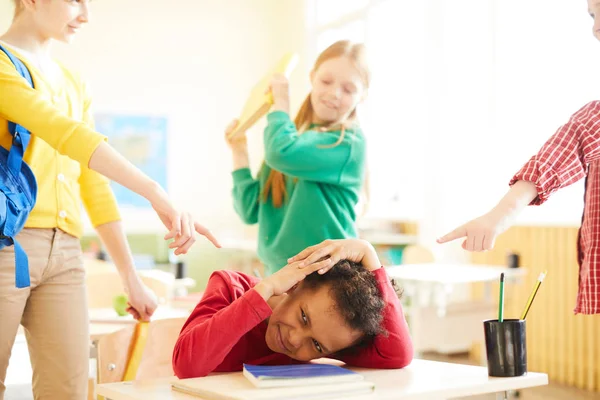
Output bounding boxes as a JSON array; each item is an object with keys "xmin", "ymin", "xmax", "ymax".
[{"xmin": 231, "ymin": 111, "xmax": 366, "ymax": 275}]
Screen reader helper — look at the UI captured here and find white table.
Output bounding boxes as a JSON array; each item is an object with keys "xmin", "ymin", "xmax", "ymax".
[
  {"xmin": 386, "ymin": 263, "xmax": 526, "ymax": 356},
  {"xmin": 96, "ymin": 359, "xmax": 548, "ymax": 400}
]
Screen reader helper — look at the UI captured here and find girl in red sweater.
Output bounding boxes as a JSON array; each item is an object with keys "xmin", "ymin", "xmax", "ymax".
[{"xmin": 172, "ymin": 239, "xmax": 413, "ymax": 378}]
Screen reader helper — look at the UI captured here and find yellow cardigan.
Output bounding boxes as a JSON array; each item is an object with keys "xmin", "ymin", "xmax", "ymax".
[{"xmin": 0, "ymin": 47, "xmax": 121, "ymax": 238}]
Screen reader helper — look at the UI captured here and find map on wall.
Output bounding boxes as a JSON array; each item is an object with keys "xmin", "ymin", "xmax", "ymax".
[{"xmin": 95, "ymin": 114, "xmax": 168, "ymax": 208}]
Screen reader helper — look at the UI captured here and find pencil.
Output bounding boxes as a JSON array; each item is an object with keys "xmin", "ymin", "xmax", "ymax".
[
  {"xmin": 499, "ymin": 273, "xmax": 505, "ymax": 323},
  {"xmin": 520, "ymin": 270, "xmax": 547, "ymax": 320}
]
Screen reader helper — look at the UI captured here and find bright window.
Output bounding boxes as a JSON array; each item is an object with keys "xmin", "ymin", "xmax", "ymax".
[{"xmin": 310, "ymin": 0, "xmax": 600, "ymax": 226}]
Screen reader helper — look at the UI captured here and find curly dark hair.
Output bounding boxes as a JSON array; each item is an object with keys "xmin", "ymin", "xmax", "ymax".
[{"xmin": 302, "ymin": 260, "xmax": 386, "ymax": 341}]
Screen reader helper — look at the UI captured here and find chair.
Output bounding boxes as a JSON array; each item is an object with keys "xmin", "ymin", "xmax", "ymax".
[{"xmin": 95, "ymin": 317, "xmax": 186, "ymax": 387}]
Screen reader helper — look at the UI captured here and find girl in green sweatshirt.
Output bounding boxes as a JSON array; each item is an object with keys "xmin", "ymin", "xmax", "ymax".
[{"xmin": 226, "ymin": 40, "xmax": 370, "ymax": 275}]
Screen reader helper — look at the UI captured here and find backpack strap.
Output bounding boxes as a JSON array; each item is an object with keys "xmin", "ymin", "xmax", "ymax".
[
  {"xmin": 0, "ymin": 44, "xmax": 34, "ymax": 178},
  {"xmin": 0, "ymin": 44, "xmax": 35, "ymax": 289},
  {"xmin": 0, "ymin": 236, "xmax": 30, "ymax": 288},
  {"xmin": 7, "ymin": 124, "xmax": 32, "ymax": 180}
]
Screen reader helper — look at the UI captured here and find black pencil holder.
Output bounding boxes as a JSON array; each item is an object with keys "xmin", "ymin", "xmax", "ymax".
[{"xmin": 483, "ymin": 319, "xmax": 527, "ymax": 377}]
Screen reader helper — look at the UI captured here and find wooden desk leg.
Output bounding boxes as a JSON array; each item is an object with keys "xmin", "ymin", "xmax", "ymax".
[{"xmin": 87, "ymin": 377, "xmax": 95, "ymax": 400}]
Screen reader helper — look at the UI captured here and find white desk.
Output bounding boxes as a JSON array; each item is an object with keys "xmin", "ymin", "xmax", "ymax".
[
  {"xmin": 386, "ymin": 264, "xmax": 526, "ymax": 356},
  {"xmin": 96, "ymin": 359, "xmax": 548, "ymax": 400}
]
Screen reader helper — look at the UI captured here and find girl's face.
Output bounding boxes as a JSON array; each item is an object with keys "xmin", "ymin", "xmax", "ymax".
[
  {"xmin": 26, "ymin": 0, "xmax": 91, "ymax": 43},
  {"xmin": 590, "ymin": 0, "xmax": 600, "ymax": 41},
  {"xmin": 309, "ymin": 56, "xmax": 366, "ymax": 125},
  {"xmin": 265, "ymin": 284, "xmax": 363, "ymax": 362}
]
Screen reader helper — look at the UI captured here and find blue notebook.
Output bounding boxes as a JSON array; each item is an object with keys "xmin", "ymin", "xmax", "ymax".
[{"xmin": 242, "ymin": 363, "xmax": 364, "ymax": 388}]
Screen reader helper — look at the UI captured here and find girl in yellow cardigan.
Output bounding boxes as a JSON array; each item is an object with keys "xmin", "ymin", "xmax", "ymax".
[{"xmin": 0, "ymin": 1, "xmax": 220, "ymax": 399}]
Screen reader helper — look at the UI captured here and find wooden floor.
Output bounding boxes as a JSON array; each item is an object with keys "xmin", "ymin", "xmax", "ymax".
[{"xmin": 423, "ymin": 352, "xmax": 600, "ymax": 400}]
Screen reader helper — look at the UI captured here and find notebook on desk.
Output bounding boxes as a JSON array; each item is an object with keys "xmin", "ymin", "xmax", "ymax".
[
  {"xmin": 243, "ymin": 363, "xmax": 364, "ymax": 388},
  {"xmin": 171, "ymin": 371, "xmax": 375, "ymax": 400}
]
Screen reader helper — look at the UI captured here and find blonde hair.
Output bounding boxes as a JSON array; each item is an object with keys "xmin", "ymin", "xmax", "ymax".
[{"xmin": 263, "ymin": 40, "xmax": 370, "ymax": 208}]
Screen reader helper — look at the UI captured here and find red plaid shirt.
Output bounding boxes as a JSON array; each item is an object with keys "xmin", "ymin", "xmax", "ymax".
[{"xmin": 510, "ymin": 101, "xmax": 600, "ymax": 315}]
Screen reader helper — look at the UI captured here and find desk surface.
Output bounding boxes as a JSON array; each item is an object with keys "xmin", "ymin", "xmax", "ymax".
[
  {"xmin": 96, "ymin": 359, "xmax": 548, "ymax": 400},
  {"xmin": 386, "ymin": 263, "xmax": 526, "ymax": 285}
]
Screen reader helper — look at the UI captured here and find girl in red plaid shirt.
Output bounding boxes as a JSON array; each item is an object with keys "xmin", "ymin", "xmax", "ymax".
[{"xmin": 438, "ymin": 0, "xmax": 600, "ymax": 315}]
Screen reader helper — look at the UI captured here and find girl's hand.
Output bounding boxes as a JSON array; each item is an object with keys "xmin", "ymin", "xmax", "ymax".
[
  {"xmin": 437, "ymin": 209, "xmax": 508, "ymax": 252},
  {"xmin": 150, "ymin": 189, "xmax": 221, "ymax": 254},
  {"xmin": 123, "ymin": 275, "xmax": 158, "ymax": 322},
  {"xmin": 437, "ymin": 180, "xmax": 538, "ymax": 251},
  {"xmin": 224, "ymin": 119, "xmax": 248, "ymax": 151},
  {"xmin": 269, "ymin": 74, "xmax": 290, "ymax": 114},
  {"xmin": 254, "ymin": 259, "xmax": 331, "ymax": 300},
  {"xmin": 287, "ymin": 239, "xmax": 382, "ymax": 274}
]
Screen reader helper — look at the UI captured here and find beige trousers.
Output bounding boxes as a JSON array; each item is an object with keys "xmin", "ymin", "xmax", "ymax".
[{"xmin": 0, "ymin": 228, "xmax": 89, "ymax": 400}]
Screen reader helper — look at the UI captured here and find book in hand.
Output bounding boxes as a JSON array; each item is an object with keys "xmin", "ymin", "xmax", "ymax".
[
  {"xmin": 227, "ymin": 52, "xmax": 299, "ymax": 139},
  {"xmin": 242, "ymin": 363, "xmax": 364, "ymax": 388},
  {"xmin": 171, "ymin": 366, "xmax": 375, "ymax": 400}
]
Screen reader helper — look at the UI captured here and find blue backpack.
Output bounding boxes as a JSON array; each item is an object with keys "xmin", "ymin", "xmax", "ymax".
[{"xmin": 0, "ymin": 44, "xmax": 38, "ymax": 288}]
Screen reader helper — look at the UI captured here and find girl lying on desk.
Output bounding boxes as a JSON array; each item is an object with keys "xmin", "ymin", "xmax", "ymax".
[{"xmin": 172, "ymin": 238, "xmax": 413, "ymax": 378}]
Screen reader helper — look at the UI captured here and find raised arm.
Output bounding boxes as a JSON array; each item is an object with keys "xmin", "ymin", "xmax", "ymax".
[
  {"xmin": 437, "ymin": 101, "xmax": 600, "ymax": 252},
  {"xmin": 173, "ymin": 260, "xmax": 330, "ymax": 378},
  {"xmin": 232, "ymin": 169, "xmax": 260, "ymax": 224},
  {"xmin": 263, "ymin": 111, "xmax": 364, "ymax": 185},
  {"xmin": 225, "ymin": 120, "xmax": 260, "ymax": 224},
  {"xmin": 510, "ymin": 101, "xmax": 600, "ymax": 204},
  {"xmin": 289, "ymin": 239, "xmax": 414, "ymax": 368},
  {"xmin": 172, "ymin": 272, "xmax": 272, "ymax": 378}
]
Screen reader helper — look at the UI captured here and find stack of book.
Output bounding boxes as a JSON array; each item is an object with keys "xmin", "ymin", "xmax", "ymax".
[{"xmin": 171, "ymin": 363, "xmax": 375, "ymax": 400}]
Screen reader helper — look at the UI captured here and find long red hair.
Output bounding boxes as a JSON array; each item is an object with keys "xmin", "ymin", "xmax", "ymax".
[{"xmin": 263, "ymin": 40, "xmax": 370, "ymax": 208}]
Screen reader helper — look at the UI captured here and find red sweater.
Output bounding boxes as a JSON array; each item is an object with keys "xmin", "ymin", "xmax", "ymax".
[{"xmin": 172, "ymin": 268, "xmax": 414, "ymax": 378}]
